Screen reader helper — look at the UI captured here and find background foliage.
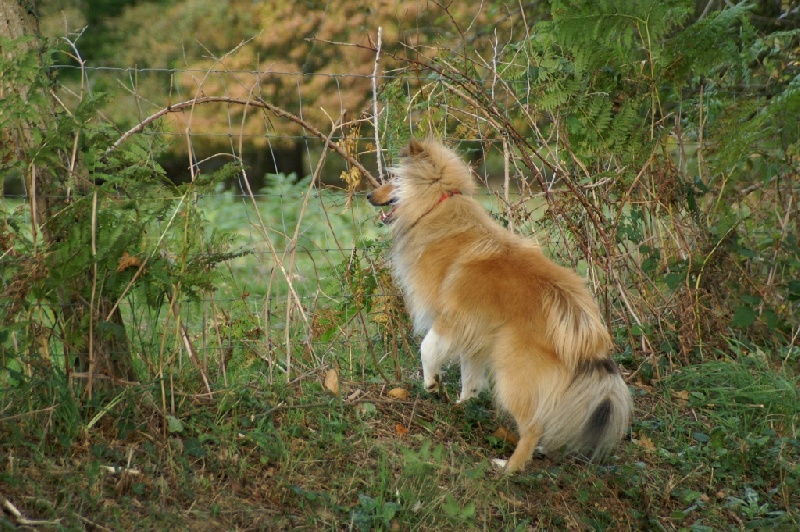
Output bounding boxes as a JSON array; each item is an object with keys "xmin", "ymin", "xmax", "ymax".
[{"xmin": 1, "ymin": 0, "xmax": 798, "ymax": 529}]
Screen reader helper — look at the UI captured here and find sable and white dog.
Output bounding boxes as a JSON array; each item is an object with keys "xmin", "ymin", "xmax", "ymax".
[{"xmin": 368, "ymin": 138, "xmax": 632, "ymax": 473}]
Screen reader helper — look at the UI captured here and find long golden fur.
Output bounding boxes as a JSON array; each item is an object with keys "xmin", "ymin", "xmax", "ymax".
[{"xmin": 368, "ymin": 138, "xmax": 632, "ymax": 473}]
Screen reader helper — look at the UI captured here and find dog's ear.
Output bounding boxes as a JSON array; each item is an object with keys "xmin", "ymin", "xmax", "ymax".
[{"xmin": 400, "ymin": 139, "xmax": 426, "ymax": 158}]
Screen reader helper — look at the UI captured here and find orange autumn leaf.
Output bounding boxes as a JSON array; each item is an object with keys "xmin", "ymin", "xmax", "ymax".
[
  {"xmin": 324, "ymin": 368, "xmax": 339, "ymax": 395},
  {"xmin": 395, "ymin": 424, "xmax": 409, "ymax": 437},
  {"xmin": 387, "ymin": 387, "xmax": 409, "ymax": 400},
  {"xmin": 492, "ymin": 426, "xmax": 519, "ymax": 446},
  {"xmin": 636, "ymin": 434, "xmax": 657, "ymax": 453},
  {"xmin": 116, "ymin": 251, "xmax": 142, "ymax": 272},
  {"xmin": 674, "ymin": 390, "xmax": 690, "ymax": 402}
]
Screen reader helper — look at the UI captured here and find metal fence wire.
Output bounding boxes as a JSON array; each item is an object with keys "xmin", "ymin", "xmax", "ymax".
[{"xmin": 4, "ymin": 54, "xmax": 794, "ymax": 388}]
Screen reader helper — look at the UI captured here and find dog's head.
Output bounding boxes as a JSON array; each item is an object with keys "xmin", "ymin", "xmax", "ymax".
[
  {"xmin": 366, "ymin": 181, "xmax": 397, "ymax": 223},
  {"xmin": 367, "ymin": 139, "xmax": 476, "ymax": 225}
]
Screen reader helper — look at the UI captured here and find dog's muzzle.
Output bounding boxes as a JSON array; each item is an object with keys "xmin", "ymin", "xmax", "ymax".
[{"xmin": 367, "ymin": 193, "xmax": 397, "ymax": 224}]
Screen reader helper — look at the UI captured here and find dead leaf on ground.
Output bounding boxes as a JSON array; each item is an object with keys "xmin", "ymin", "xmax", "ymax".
[
  {"xmin": 346, "ymin": 389, "xmax": 363, "ymax": 402},
  {"xmin": 324, "ymin": 368, "xmax": 339, "ymax": 395},
  {"xmin": 674, "ymin": 390, "xmax": 690, "ymax": 403},
  {"xmin": 395, "ymin": 424, "xmax": 409, "ymax": 437},
  {"xmin": 636, "ymin": 433, "xmax": 657, "ymax": 453},
  {"xmin": 492, "ymin": 426, "xmax": 519, "ymax": 446},
  {"xmin": 387, "ymin": 387, "xmax": 409, "ymax": 400}
]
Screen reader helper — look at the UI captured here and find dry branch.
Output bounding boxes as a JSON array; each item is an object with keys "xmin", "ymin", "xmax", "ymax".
[
  {"xmin": 0, "ymin": 492, "xmax": 61, "ymax": 527},
  {"xmin": 103, "ymin": 96, "xmax": 379, "ymax": 188}
]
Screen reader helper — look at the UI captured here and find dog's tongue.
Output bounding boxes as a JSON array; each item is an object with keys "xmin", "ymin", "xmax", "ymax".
[{"xmin": 380, "ymin": 205, "xmax": 397, "ymax": 224}]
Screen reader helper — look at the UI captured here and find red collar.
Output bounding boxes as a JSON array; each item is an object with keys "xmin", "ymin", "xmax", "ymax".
[
  {"xmin": 438, "ymin": 190, "xmax": 461, "ymax": 203},
  {"xmin": 403, "ymin": 190, "xmax": 463, "ymax": 231}
]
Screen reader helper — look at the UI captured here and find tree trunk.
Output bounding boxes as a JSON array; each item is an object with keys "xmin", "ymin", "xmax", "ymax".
[{"xmin": 1, "ymin": 0, "xmax": 136, "ymax": 384}]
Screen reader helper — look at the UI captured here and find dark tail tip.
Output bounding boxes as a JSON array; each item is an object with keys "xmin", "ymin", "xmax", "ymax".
[
  {"xmin": 576, "ymin": 357, "xmax": 618, "ymax": 377},
  {"xmin": 584, "ymin": 397, "xmax": 613, "ymax": 450}
]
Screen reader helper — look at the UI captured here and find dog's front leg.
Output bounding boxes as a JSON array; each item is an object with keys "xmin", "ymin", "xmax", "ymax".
[
  {"xmin": 457, "ymin": 355, "xmax": 488, "ymax": 403},
  {"xmin": 420, "ymin": 329, "xmax": 455, "ymax": 393}
]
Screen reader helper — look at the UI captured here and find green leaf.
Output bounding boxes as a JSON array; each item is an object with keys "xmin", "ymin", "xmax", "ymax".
[
  {"xmin": 788, "ymin": 280, "xmax": 800, "ymax": 301},
  {"xmin": 356, "ymin": 402, "xmax": 377, "ymax": 417},
  {"xmin": 731, "ymin": 306, "xmax": 756, "ymax": 329},
  {"xmin": 381, "ymin": 502, "xmax": 400, "ymax": 521},
  {"xmin": 183, "ymin": 437, "xmax": 206, "ymax": 458},
  {"xmin": 442, "ymin": 494, "xmax": 460, "ymax": 517},
  {"xmin": 166, "ymin": 415, "xmax": 184, "ymax": 434},
  {"xmin": 460, "ymin": 501, "xmax": 476, "ymax": 519},
  {"xmin": 741, "ymin": 294, "xmax": 761, "ymax": 306},
  {"xmin": 664, "ymin": 272, "xmax": 684, "ymax": 290}
]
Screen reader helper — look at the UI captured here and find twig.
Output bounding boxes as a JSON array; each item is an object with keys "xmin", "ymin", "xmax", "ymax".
[
  {"xmin": 0, "ymin": 492, "xmax": 61, "ymax": 527},
  {"xmin": 502, "ymin": 135, "xmax": 513, "ymax": 234},
  {"xmin": 75, "ymin": 513, "xmax": 113, "ymax": 531},
  {"xmin": 783, "ymin": 325, "xmax": 799, "ymax": 370},
  {"xmin": 89, "ymin": 190, "xmax": 97, "ymax": 400},
  {"xmin": 100, "ymin": 465, "xmax": 141, "ymax": 476},
  {"xmin": 103, "ymin": 96, "xmax": 379, "ymax": 188},
  {"xmin": 372, "ymin": 27, "xmax": 384, "ymax": 182},
  {"xmin": 280, "ymin": 120, "xmax": 337, "ymax": 378},
  {"xmin": 259, "ymin": 396, "xmax": 419, "ymax": 418},
  {"xmin": 0, "ymin": 405, "xmax": 58, "ymax": 423},
  {"xmin": 70, "ymin": 372, "xmax": 139, "ymax": 386},
  {"xmin": 168, "ymin": 293, "xmax": 212, "ymax": 395}
]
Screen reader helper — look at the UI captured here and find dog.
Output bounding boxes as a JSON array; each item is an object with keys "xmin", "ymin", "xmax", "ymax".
[{"xmin": 367, "ymin": 138, "xmax": 632, "ymax": 473}]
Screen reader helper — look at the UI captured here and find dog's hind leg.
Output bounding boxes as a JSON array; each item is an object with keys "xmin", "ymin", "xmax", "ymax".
[
  {"xmin": 420, "ymin": 328, "xmax": 456, "ymax": 393},
  {"xmin": 498, "ymin": 423, "xmax": 543, "ymax": 474},
  {"xmin": 457, "ymin": 354, "xmax": 488, "ymax": 403}
]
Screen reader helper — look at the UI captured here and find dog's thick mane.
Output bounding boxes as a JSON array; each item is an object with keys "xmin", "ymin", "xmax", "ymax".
[{"xmin": 392, "ymin": 138, "xmax": 477, "ymax": 200}]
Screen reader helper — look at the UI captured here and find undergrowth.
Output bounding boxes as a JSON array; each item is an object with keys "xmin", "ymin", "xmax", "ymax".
[
  {"xmin": 2, "ymin": 0, "xmax": 799, "ymax": 529},
  {"xmin": 2, "ymin": 341, "xmax": 798, "ymax": 529}
]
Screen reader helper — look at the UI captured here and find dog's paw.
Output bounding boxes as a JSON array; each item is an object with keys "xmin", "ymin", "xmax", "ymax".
[
  {"xmin": 424, "ymin": 374, "xmax": 442, "ymax": 393},
  {"xmin": 491, "ymin": 458, "xmax": 508, "ymax": 470},
  {"xmin": 456, "ymin": 388, "xmax": 479, "ymax": 403}
]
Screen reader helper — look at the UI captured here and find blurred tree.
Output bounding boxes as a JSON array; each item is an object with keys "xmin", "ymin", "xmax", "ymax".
[{"xmin": 41, "ymin": 0, "xmax": 529, "ymax": 181}]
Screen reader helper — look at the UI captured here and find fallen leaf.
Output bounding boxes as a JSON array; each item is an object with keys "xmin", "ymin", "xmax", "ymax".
[
  {"xmin": 395, "ymin": 423, "xmax": 409, "ymax": 437},
  {"xmin": 324, "ymin": 368, "xmax": 339, "ymax": 395},
  {"xmin": 636, "ymin": 433, "xmax": 657, "ymax": 453},
  {"xmin": 492, "ymin": 426, "xmax": 519, "ymax": 446},
  {"xmin": 387, "ymin": 387, "xmax": 409, "ymax": 400},
  {"xmin": 116, "ymin": 251, "xmax": 142, "ymax": 272},
  {"xmin": 346, "ymin": 389, "xmax": 363, "ymax": 402},
  {"xmin": 674, "ymin": 390, "xmax": 689, "ymax": 402}
]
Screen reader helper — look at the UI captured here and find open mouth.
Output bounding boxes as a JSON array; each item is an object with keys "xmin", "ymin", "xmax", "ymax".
[{"xmin": 379, "ymin": 204, "xmax": 398, "ymax": 224}]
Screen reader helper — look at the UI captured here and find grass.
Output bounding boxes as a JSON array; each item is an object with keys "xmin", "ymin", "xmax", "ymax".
[
  {"xmin": 1, "ymin": 188, "xmax": 798, "ymax": 530},
  {"xmin": 2, "ymin": 342, "xmax": 798, "ymax": 530}
]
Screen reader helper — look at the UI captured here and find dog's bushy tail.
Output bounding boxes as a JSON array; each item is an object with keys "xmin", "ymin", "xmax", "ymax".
[
  {"xmin": 542, "ymin": 277, "xmax": 613, "ymax": 370},
  {"xmin": 541, "ymin": 358, "xmax": 632, "ymax": 459}
]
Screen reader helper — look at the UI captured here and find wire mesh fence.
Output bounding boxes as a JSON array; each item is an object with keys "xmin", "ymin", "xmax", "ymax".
[
  {"xmin": 3, "ymin": 42, "xmax": 797, "ymax": 394},
  {"xmin": 2, "ymin": 62, "xmax": 561, "ymax": 390}
]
